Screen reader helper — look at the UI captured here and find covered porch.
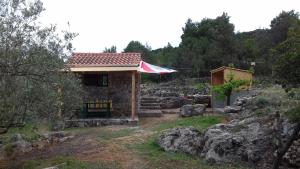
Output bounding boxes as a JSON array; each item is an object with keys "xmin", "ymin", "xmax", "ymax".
[{"xmin": 67, "ymin": 53, "xmax": 141, "ymax": 123}]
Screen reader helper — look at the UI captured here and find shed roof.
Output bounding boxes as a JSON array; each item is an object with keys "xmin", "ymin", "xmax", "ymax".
[
  {"xmin": 67, "ymin": 52, "xmax": 142, "ymax": 67},
  {"xmin": 210, "ymin": 66, "xmax": 252, "ymax": 74}
]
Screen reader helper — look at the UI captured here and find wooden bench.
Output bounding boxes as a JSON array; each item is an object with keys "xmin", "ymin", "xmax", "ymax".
[{"xmin": 83, "ymin": 100, "xmax": 112, "ymax": 118}]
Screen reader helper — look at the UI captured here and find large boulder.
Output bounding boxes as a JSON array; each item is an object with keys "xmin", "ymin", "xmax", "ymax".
[
  {"xmin": 157, "ymin": 127, "xmax": 204, "ymax": 155},
  {"xmin": 179, "ymin": 104, "xmax": 206, "ymax": 117},
  {"xmin": 200, "ymin": 119, "xmax": 273, "ymax": 165},
  {"xmin": 157, "ymin": 117, "xmax": 277, "ymax": 168}
]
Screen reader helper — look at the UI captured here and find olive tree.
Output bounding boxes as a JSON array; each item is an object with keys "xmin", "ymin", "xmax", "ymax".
[{"xmin": 0, "ymin": 0, "xmax": 82, "ymax": 130}]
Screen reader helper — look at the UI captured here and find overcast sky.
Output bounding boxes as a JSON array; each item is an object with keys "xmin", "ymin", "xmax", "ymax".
[{"xmin": 39, "ymin": 0, "xmax": 300, "ymax": 52}]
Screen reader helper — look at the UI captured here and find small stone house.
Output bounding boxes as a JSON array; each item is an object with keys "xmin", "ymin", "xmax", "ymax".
[
  {"xmin": 67, "ymin": 52, "xmax": 141, "ymax": 121},
  {"xmin": 211, "ymin": 66, "xmax": 253, "ymax": 89},
  {"xmin": 211, "ymin": 66, "xmax": 253, "ymax": 108}
]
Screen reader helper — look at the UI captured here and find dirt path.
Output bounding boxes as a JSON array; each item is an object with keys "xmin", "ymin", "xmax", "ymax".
[{"xmin": 4, "ymin": 114, "xmax": 178, "ymax": 169}]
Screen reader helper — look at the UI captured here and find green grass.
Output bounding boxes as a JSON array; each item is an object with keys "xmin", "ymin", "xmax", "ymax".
[
  {"xmin": 23, "ymin": 156, "xmax": 120, "ymax": 169},
  {"xmin": 0, "ymin": 123, "xmax": 45, "ymax": 144},
  {"xmin": 155, "ymin": 115, "xmax": 224, "ymax": 132}
]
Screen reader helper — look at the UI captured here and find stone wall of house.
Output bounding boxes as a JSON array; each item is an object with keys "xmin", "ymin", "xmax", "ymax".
[{"xmin": 82, "ymin": 71, "xmax": 140, "ymax": 117}]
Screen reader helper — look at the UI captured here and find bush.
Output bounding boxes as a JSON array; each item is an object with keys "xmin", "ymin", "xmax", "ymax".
[
  {"xmin": 196, "ymin": 83, "xmax": 207, "ymax": 92},
  {"xmin": 287, "ymin": 88, "xmax": 300, "ymax": 100},
  {"xmin": 255, "ymin": 97, "xmax": 270, "ymax": 109}
]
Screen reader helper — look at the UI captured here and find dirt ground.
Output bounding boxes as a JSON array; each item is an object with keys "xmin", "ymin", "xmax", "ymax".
[{"xmin": 3, "ymin": 114, "xmax": 179, "ymax": 169}]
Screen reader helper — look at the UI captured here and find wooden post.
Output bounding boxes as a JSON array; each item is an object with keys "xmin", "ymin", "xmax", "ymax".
[{"xmin": 131, "ymin": 71, "xmax": 136, "ymax": 120}]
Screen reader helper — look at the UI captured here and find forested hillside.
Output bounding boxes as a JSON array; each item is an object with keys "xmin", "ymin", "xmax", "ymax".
[{"xmin": 124, "ymin": 11, "xmax": 300, "ymax": 77}]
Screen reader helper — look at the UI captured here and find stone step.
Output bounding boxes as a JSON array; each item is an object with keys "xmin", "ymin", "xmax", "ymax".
[
  {"xmin": 141, "ymin": 102, "xmax": 161, "ymax": 106},
  {"xmin": 138, "ymin": 109, "xmax": 163, "ymax": 117},
  {"xmin": 140, "ymin": 100, "xmax": 160, "ymax": 105},
  {"xmin": 161, "ymin": 108, "xmax": 180, "ymax": 114},
  {"xmin": 140, "ymin": 105, "xmax": 161, "ymax": 109},
  {"xmin": 141, "ymin": 97, "xmax": 161, "ymax": 102}
]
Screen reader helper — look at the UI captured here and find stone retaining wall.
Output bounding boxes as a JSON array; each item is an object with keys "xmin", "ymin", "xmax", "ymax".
[{"xmin": 65, "ymin": 118, "xmax": 138, "ymax": 128}]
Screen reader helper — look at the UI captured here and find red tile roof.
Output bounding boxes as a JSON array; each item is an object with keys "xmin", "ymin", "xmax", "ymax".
[{"xmin": 67, "ymin": 53, "xmax": 142, "ymax": 67}]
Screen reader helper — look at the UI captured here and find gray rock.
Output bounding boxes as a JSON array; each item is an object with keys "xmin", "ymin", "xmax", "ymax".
[
  {"xmin": 284, "ymin": 137, "xmax": 300, "ymax": 167},
  {"xmin": 10, "ymin": 134, "xmax": 32, "ymax": 154},
  {"xmin": 179, "ymin": 104, "xmax": 193, "ymax": 117},
  {"xmin": 224, "ymin": 106, "xmax": 242, "ymax": 113},
  {"xmin": 157, "ymin": 127, "xmax": 204, "ymax": 155},
  {"xmin": 179, "ymin": 104, "xmax": 206, "ymax": 117},
  {"xmin": 201, "ymin": 118, "xmax": 274, "ymax": 165},
  {"xmin": 192, "ymin": 94, "xmax": 211, "ymax": 105},
  {"xmin": 10, "ymin": 133, "xmax": 23, "ymax": 142},
  {"xmin": 158, "ymin": 116, "xmax": 275, "ymax": 167},
  {"xmin": 193, "ymin": 104, "xmax": 206, "ymax": 115},
  {"xmin": 160, "ymin": 97, "xmax": 184, "ymax": 109},
  {"xmin": 11, "ymin": 140, "xmax": 32, "ymax": 153}
]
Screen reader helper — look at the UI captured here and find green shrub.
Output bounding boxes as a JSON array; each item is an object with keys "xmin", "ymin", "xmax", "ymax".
[
  {"xmin": 196, "ymin": 83, "xmax": 206, "ymax": 92},
  {"xmin": 287, "ymin": 88, "xmax": 300, "ymax": 100},
  {"xmin": 255, "ymin": 97, "xmax": 270, "ymax": 109},
  {"xmin": 285, "ymin": 105, "xmax": 300, "ymax": 122}
]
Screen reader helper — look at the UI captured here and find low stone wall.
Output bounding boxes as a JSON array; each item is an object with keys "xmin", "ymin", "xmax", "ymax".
[{"xmin": 65, "ymin": 118, "xmax": 138, "ymax": 128}]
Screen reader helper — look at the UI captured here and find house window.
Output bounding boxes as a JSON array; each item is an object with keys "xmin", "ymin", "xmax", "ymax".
[{"xmin": 83, "ymin": 73, "xmax": 108, "ymax": 87}]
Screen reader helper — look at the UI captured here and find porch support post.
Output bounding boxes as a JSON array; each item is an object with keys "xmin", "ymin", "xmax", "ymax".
[{"xmin": 131, "ymin": 71, "xmax": 136, "ymax": 120}]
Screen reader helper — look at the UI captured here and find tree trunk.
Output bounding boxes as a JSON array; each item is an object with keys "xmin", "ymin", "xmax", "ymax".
[
  {"xmin": 273, "ymin": 122, "xmax": 300, "ymax": 169},
  {"xmin": 226, "ymin": 95, "xmax": 230, "ymax": 106}
]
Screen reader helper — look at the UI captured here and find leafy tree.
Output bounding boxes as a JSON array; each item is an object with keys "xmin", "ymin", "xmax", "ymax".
[
  {"xmin": 178, "ymin": 13, "xmax": 235, "ymax": 76},
  {"xmin": 270, "ymin": 10, "xmax": 299, "ymax": 45},
  {"xmin": 0, "ymin": 0, "xmax": 82, "ymax": 130},
  {"xmin": 270, "ymin": 20, "xmax": 300, "ymax": 169},
  {"xmin": 273, "ymin": 20, "xmax": 300, "ymax": 85},
  {"xmin": 124, "ymin": 41, "xmax": 153, "ymax": 62},
  {"xmin": 103, "ymin": 45, "xmax": 117, "ymax": 53},
  {"xmin": 212, "ymin": 74, "xmax": 249, "ymax": 106}
]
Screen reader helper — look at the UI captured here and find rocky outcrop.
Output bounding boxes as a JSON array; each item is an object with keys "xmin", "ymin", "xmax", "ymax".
[
  {"xmin": 157, "ymin": 127, "xmax": 204, "ymax": 155},
  {"xmin": 201, "ymin": 118, "xmax": 274, "ymax": 165},
  {"xmin": 178, "ymin": 104, "xmax": 206, "ymax": 117},
  {"xmin": 224, "ymin": 106, "xmax": 242, "ymax": 113},
  {"xmin": 283, "ymin": 137, "xmax": 300, "ymax": 167},
  {"xmin": 158, "ymin": 117, "xmax": 299, "ymax": 168}
]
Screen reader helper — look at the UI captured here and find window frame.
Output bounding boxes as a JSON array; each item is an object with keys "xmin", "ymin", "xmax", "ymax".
[{"xmin": 82, "ymin": 73, "xmax": 109, "ymax": 87}]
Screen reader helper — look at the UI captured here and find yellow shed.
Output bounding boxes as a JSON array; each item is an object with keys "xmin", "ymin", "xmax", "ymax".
[{"xmin": 211, "ymin": 66, "xmax": 253, "ymax": 90}]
